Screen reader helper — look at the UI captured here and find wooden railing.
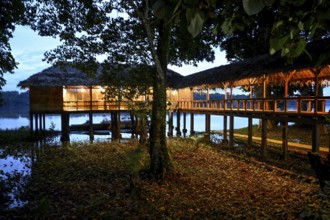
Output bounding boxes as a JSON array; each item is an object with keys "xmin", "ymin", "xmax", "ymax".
[
  {"xmin": 63, "ymin": 100, "xmax": 148, "ymax": 111},
  {"xmin": 175, "ymin": 96, "xmax": 330, "ymax": 115},
  {"xmin": 63, "ymin": 96, "xmax": 330, "ymax": 115}
]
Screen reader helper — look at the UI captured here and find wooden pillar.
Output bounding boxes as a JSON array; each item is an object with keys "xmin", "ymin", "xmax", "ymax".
[
  {"xmin": 282, "ymin": 121, "xmax": 288, "ymax": 159},
  {"xmin": 61, "ymin": 112, "xmax": 70, "ymax": 142},
  {"xmin": 262, "ymin": 77, "xmax": 267, "ymax": 110},
  {"xmin": 42, "ymin": 114, "xmax": 46, "ymax": 130},
  {"xmin": 29, "ymin": 113, "xmax": 34, "ymax": 134},
  {"xmin": 183, "ymin": 113, "xmax": 187, "ymax": 138},
  {"xmin": 229, "ymin": 115, "xmax": 234, "ymax": 147},
  {"xmin": 39, "ymin": 114, "xmax": 42, "ymax": 131},
  {"xmin": 223, "ymin": 85, "xmax": 228, "ymax": 141},
  {"xmin": 176, "ymin": 111, "xmax": 181, "ymax": 137},
  {"xmin": 168, "ymin": 111, "xmax": 173, "ymax": 137},
  {"xmin": 34, "ymin": 114, "xmax": 38, "ymax": 135},
  {"xmin": 312, "ymin": 122, "xmax": 320, "ymax": 154},
  {"xmin": 205, "ymin": 113, "xmax": 211, "ymax": 139},
  {"xmin": 89, "ymin": 112, "xmax": 94, "ymax": 141},
  {"xmin": 111, "ymin": 112, "xmax": 120, "ymax": 140},
  {"xmin": 248, "ymin": 84, "xmax": 253, "ymax": 146},
  {"xmin": 190, "ymin": 113, "xmax": 195, "ymax": 136},
  {"xmin": 261, "ymin": 117, "xmax": 267, "ymax": 158},
  {"xmin": 223, "ymin": 115, "xmax": 228, "ymax": 140},
  {"xmin": 248, "ymin": 116, "xmax": 253, "ymax": 146}
]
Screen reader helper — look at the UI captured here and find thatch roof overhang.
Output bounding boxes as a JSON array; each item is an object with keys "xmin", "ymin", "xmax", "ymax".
[
  {"xmin": 177, "ymin": 39, "xmax": 330, "ymax": 89},
  {"xmin": 18, "ymin": 64, "xmax": 183, "ymax": 89}
]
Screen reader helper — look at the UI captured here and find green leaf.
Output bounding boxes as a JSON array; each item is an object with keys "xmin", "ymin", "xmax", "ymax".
[
  {"xmin": 263, "ymin": 0, "xmax": 275, "ymax": 6},
  {"xmin": 287, "ymin": 39, "xmax": 306, "ymax": 58},
  {"xmin": 281, "ymin": 47, "xmax": 290, "ymax": 57},
  {"xmin": 221, "ymin": 18, "xmax": 233, "ymax": 35},
  {"xmin": 272, "ymin": 20, "xmax": 284, "ymax": 30},
  {"xmin": 242, "ymin": 0, "xmax": 265, "ymax": 16},
  {"xmin": 186, "ymin": 9, "xmax": 205, "ymax": 37},
  {"xmin": 152, "ymin": 0, "xmax": 167, "ymax": 19},
  {"xmin": 269, "ymin": 35, "xmax": 289, "ymax": 53}
]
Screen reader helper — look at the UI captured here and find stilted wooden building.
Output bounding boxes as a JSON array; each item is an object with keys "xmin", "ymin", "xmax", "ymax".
[{"xmin": 19, "ymin": 39, "xmax": 330, "ymax": 157}]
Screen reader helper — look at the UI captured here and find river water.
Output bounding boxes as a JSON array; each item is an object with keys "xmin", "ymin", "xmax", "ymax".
[{"xmin": 0, "ymin": 113, "xmax": 258, "ymax": 137}]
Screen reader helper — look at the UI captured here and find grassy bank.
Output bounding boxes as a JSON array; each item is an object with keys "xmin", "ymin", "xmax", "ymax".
[
  {"xmin": 2, "ymin": 138, "xmax": 329, "ymax": 219},
  {"xmin": 0, "ymin": 127, "xmax": 58, "ymax": 145}
]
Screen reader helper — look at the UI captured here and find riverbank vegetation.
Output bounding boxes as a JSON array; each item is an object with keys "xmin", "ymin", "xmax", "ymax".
[
  {"xmin": 1, "ymin": 137, "xmax": 329, "ymax": 219},
  {"xmin": 0, "ymin": 126, "xmax": 58, "ymax": 145}
]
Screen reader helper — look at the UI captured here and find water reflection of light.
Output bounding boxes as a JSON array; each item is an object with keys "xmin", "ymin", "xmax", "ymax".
[{"xmin": 0, "ymin": 149, "xmax": 31, "ymax": 208}]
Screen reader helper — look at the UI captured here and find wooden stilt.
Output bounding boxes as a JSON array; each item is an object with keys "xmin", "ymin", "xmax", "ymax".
[
  {"xmin": 183, "ymin": 113, "xmax": 187, "ymax": 138},
  {"xmin": 223, "ymin": 115, "xmax": 228, "ymax": 140},
  {"xmin": 34, "ymin": 114, "xmax": 38, "ymax": 135},
  {"xmin": 176, "ymin": 111, "xmax": 181, "ymax": 137},
  {"xmin": 111, "ymin": 112, "xmax": 120, "ymax": 140},
  {"xmin": 190, "ymin": 113, "xmax": 195, "ymax": 136},
  {"xmin": 89, "ymin": 112, "xmax": 94, "ymax": 141},
  {"xmin": 39, "ymin": 114, "xmax": 42, "ymax": 131},
  {"xmin": 29, "ymin": 113, "xmax": 34, "ymax": 135},
  {"xmin": 312, "ymin": 122, "xmax": 320, "ymax": 154},
  {"xmin": 42, "ymin": 114, "xmax": 46, "ymax": 130},
  {"xmin": 61, "ymin": 112, "xmax": 70, "ymax": 142},
  {"xmin": 168, "ymin": 111, "xmax": 173, "ymax": 137},
  {"xmin": 261, "ymin": 118, "xmax": 267, "ymax": 158},
  {"xmin": 282, "ymin": 121, "xmax": 288, "ymax": 159},
  {"xmin": 248, "ymin": 116, "xmax": 253, "ymax": 146},
  {"xmin": 229, "ymin": 115, "xmax": 234, "ymax": 147},
  {"xmin": 205, "ymin": 113, "xmax": 211, "ymax": 139}
]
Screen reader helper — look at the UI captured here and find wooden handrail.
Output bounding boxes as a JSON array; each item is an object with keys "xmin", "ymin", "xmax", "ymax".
[
  {"xmin": 61, "ymin": 96, "xmax": 330, "ymax": 115},
  {"xmin": 175, "ymin": 96, "xmax": 330, "ymax": 115}
]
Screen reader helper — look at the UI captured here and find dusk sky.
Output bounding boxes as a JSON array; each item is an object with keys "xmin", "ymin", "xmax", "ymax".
[{"xmin": 4, "ymin": 25, "xmax": 228, "ymax": 92}]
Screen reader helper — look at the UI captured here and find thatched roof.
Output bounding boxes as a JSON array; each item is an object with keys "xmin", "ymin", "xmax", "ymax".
[
  {"xmin": 18, "ymin": 64, "xmax": 183, "ymax": 89},
  {"xmin": 177, "ymin": 39, "xmax": 330, "ymax": 89}
]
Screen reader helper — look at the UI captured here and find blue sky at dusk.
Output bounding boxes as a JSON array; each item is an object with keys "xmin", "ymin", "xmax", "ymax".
[{"xmin": 4, "ymin": 26, "xmax": 228, "ymax": 92}]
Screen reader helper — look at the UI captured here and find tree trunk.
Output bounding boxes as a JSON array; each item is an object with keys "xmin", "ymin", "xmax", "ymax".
[{"xmin": 149, "ymin": 21, "xmax": 172, "ymax": 177}]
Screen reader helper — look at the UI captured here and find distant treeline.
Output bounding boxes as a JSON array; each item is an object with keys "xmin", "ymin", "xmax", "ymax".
[{"xmin": 0, "ymin": 91, "xmax": 29, "ymax": 116}]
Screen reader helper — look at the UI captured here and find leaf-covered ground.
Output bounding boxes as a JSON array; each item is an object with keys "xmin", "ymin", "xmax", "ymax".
[{"xmin": 2, "ymin": 138, "xmax": 330, "ymax": 219}]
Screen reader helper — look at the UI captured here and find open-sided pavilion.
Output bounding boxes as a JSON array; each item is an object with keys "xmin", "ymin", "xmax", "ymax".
[{"xmin": 19, "ymin": 39, "xmax": 330, "ymax": 157}]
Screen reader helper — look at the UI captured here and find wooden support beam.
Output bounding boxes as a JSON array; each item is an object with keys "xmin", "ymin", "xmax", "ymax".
[
  {"xmin": 223, "ymin": 115, "xmax": 228, "ymax": 141},
  {"xmin": 183, "ymin": 113, "xmax": 187, "ymax": 138},
  {"xmin": 261, "ymin": 118, "xmax": 267, "ymax": 158},
  {"xmin": 89, "ymin": 112, "xmax": 94, "ymax": 141},
  {"xmin": 248, "ymin": 116, "xmax": 253, "ymax": 146},
  {"xmin": 190, "ymin": 113, "xmax": 195, "ymax": 136},
  {"xmin": 61, "ymin": 112, "xmax": 70, "ymax": 142},
  {"xmin": 176, "ymin": 111, "xmax": 181, "ymax": 137},
  {"xmin": 205, "ymin": 113, "xmax": 211, "ymax": 140},
  {"xmin": 282, "ymin": 121, "xmax": 288, "ymax": 159},
  {"xmin": 312, "ymin": 122, "xmax": 320, "ymax": 154},
  {"xmin": 29, "ymin": 113, "xmax": 33, "ymax": 134},
  {"xmin": 229, "ymin": 115, "xmax": 234, "ymax": 147},
  {"xmin": 168, "ymin": 111, "xmax": 173, "ymax": 137},
  {"xmin": 111, "ymin": 112, "xmax": 120, "ymax": 140},
  {"xmin": 34, "ymin": 114, "xmax": 38, "ymax": 135},
  {"xmin": 42, "ymin": 114, "xmax": 46, "ymax": 130}
]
